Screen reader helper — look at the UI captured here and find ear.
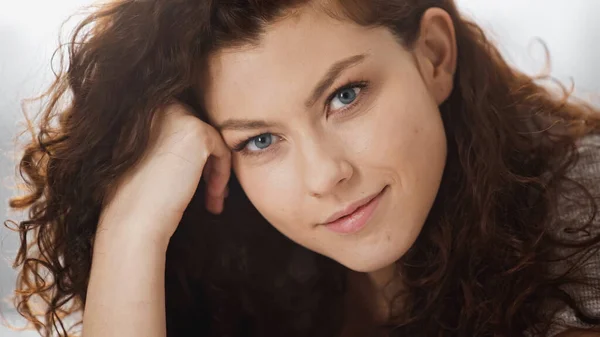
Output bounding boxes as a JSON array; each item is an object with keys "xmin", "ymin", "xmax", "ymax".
[{"xmin": 413, "ymin": 8, "xmax": 457, "ymax": 105}]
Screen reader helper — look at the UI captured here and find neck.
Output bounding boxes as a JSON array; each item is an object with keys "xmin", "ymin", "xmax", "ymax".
[
  {"xmin": 347, "ymin": 264, "xmax": 399, "ymax": 325},
  {"xmin": 367, "ymin": 264, "xmax": 397, "ymax": 291}
]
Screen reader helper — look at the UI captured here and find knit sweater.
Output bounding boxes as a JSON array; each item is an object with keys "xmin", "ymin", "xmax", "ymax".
[{"xmin": 546, "ymin": 133, "xmax": 600, "ymax": 336}]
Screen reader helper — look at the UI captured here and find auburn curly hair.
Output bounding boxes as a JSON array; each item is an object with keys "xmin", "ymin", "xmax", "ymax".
[{"xmin": 6, "ymin": 0, "xmax": 600, "ymax": 336}]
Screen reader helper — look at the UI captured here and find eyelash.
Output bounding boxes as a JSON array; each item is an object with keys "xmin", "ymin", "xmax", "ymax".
[{"xmin": 232, "ymin": 80, "xmax": 370, "ymax": 156}]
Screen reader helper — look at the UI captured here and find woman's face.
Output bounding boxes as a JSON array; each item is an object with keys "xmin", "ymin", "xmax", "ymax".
[{"xmin": 203, "ymin": 7, "xmax": 454, "ymax": 272}]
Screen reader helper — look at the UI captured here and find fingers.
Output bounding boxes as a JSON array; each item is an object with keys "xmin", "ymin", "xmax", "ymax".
[
  {"xmin": 158, "ymin": 102, "xmax": 232, "ymax": 215},
  {"xmin": 203, "ymin": 125, "xmax": 232, "ymax": 214}
]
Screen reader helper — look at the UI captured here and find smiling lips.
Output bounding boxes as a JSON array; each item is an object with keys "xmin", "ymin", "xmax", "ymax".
[{"xmin": 322, "ymin": 186, "xmax": 387, "ymax": 235}]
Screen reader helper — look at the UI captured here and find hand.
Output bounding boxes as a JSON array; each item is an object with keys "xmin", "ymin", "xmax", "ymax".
[{"xmin": 99, "ymin": 102, "xmax": 231, "ymax": 240}]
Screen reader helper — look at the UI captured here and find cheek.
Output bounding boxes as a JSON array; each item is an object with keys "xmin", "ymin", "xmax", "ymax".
[
  {"xmin": 234, "ymin": 162, "xmax": 305, "ymax": 232},
  {"xmin": 353, "ymin": 79, "xmax": 445, "ymax": 170},
  {"xmin": 346, "ymin": 78, "xmax": 446, "ymax": 223},
  {"xmin": 383, "ymin": 99, "xmax": 444, "ymax": 157},
  {"xmin": 376, "ymin": 83, "xmax": 447, "ymax": 225}
]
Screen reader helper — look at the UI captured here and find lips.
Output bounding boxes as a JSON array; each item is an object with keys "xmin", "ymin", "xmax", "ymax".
[
  {"xmin": 323, "ymin": 193, "xmax": 379, "ymax": 224},
  {"xmin": 321, "ymin": 186, "xmax": 387, "ymax": 235}
]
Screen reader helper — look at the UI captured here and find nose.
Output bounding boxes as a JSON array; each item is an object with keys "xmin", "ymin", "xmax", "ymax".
[{"xmin": 299, "ymin": 136, "xmax": 354, "ymax": 198}]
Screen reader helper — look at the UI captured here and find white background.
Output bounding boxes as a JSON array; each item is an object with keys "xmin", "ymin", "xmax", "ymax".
[{"xmin": 1, "ymin": 1, "xmax": 599, "ymax": 335}]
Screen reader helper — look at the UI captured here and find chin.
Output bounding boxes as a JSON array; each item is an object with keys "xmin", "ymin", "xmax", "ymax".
[{"xmin": 337, "ymin": 247, "xmax": 408, "ymax": 273}]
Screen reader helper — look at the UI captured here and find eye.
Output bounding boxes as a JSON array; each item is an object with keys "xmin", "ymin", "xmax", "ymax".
[
  {"xmin": 326, "ymin": 81, "xmax": 368, "ymax": 113},
  {"xmin": 245, "ymin": 133, "xmax": 277, "ymax": 152},
  {"xmin": 329, "ymin": 87, "xmax": 361, "ymax": 111},
  {"xmin": 231, "ymin": 132, "xmax": 282, "ymax": 157}
]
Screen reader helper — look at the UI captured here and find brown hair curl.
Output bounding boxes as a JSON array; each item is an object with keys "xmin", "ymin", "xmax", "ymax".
[{"xmin": 6, "ymin": 0, "xmax": 600, "ymax": 336}]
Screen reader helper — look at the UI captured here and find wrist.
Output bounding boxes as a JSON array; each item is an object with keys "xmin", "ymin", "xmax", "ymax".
[{"xmin": 96, "ymin": 210, "xmax": 174, "ymax": 252}]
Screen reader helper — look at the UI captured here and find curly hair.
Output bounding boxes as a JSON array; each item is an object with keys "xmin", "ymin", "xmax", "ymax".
[{"xmin": 6, "ymin": 0, "xmax": 600, "ymax": 336}]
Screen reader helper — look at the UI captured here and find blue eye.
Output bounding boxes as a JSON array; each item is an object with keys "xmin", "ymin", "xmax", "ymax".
[
  {"xmin": 232, "ymin": 132, "xmax": 280, "ymax": 156},
  {"xmin": 246, "ymin": 133, "xmax": 274, "ymax": 152},
  {"xmin": 329, "ymin": 86, "xmax": 362, "ymax": 111}
]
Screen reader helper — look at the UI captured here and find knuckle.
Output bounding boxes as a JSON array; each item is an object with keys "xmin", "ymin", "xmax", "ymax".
[
  {"xmin": 197, "ymin": 125, "xmax": 213, "ymax": 148},
  {"xmin": 164, "ymin": 101, "xmax": 191, "ymax": 116}
]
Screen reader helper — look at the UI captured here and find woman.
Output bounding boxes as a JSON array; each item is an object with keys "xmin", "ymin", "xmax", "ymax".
[{"xmin": 7, "ymin": 0, "xmax": 600, "ymax": 336}]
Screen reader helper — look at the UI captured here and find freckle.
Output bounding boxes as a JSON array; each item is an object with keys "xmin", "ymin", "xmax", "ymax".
[{"xmin": 387, "ymin": 234, "xmax": 391, "ymax": 242}]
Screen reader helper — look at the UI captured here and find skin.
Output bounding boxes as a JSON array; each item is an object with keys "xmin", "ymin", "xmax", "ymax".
[
  {"xmin": 82, "ymin": 5, "xmax": 599, "ymax": 336},
  {"xmin": 203, "ymin": 6, "xmax": 456, "ymax": 279},
  {"xmin": 83, "ymin": 7, "xmax": 456, "ymax": 335}
]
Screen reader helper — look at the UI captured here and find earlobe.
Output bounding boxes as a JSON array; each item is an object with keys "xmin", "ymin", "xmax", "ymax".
[{"xmin": 415, "ymin": 8, "xmax": 457, "ymax": 105}]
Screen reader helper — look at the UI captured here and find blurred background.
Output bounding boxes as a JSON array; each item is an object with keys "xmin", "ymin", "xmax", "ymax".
[{"xmin": 1, "ymin": 0, "xmax": 599, "ymax": 335}]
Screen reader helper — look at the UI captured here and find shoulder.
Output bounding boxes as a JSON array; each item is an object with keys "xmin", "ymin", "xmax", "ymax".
[
  {"xmin": 546, "ymin": 132, "xmax": 600, "ymax": 336},
  {"xmin": 554, "ymin": 328, "xmax": 600, "ymax": 336},
  {"xmin": 553, "ymin": 133, "xmax": 600, "ymax": 232},
  {"xmin": 568, "ymin": 133, "xmax": 600, "ymax": 180}
]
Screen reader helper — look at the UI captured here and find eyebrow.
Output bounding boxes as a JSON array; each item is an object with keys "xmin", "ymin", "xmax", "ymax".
[
  {"xmin": 216, "ymin": 53, "xmax": 368, "ymax": 132},
  {"xmin": 217, "ymin": 119, "xmax": 281, "ymax": 132},
  {"xmin": 304, "ymin": 53, "xmax": 368, "ymax": 108}
]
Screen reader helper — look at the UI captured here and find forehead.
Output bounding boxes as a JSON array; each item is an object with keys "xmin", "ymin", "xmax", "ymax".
[{"xmin": 202, "ymin": 6, "xmax": 398, "ymax": 124}]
